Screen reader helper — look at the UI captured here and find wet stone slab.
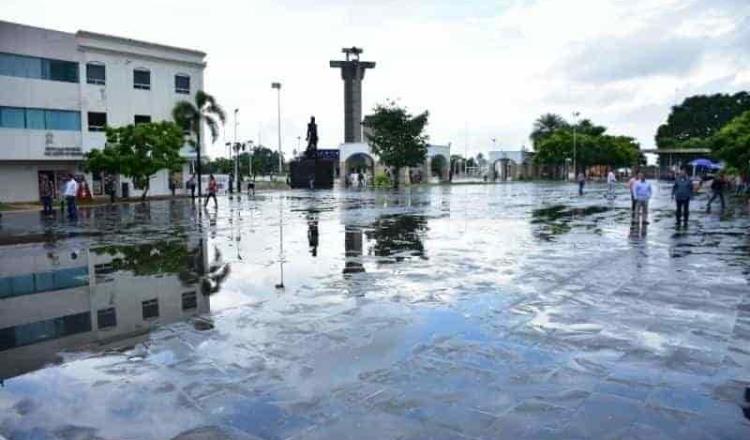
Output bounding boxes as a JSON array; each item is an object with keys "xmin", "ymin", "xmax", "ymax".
[{"xmin": 0, "ymin": 183, "xmax": 749, "ymax": 439}]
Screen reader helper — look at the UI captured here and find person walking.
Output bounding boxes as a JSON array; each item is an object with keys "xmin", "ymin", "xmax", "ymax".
[
  {"xmin": 577, "ymin": 172, "xmax": 586, "ymax": 195},
  {"xmin": 62, "ymin": 174, "xmax": 79, "ymax": 220},
  {"xmin": 187, "ymin": 175, "xmax": 196, "ymax": 201},
  {"xmin": 39, "ymin": 175, "xmax": 55, "ymax": 215},
  {"xmin": 204, "ymin": 174, "xmax": 218, "ymax": 209},
  {"xmin": 706, "ymin": 174, "xmax": 726, "ymax": 212},
  {"xmin": 627, "ymin": 173, "xmax": 638, "ymax": 213},
  {"xmin": 633, "ymin": 172, "xmax": 652, "ymax": 224},
  {"xmin": 672, "ymin": 170, "xmax": 693, "ymax": 227},
  {"xmin": 606, "ymin": 168, "xmax": 617, "ymax": 198}
]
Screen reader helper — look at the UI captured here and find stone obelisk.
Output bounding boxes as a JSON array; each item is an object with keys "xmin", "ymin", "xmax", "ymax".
[{"xmin": 329, "ymin": 47, "xmax": 376, "ymax": 143}]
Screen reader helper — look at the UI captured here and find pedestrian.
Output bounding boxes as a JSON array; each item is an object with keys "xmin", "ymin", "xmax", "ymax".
[
  {"xmin": 62, "ymin": 174, "xmax": 79, "ymax": 220},
  {"xmin": 105, "ymin": 175, "xmax": 116, "ymax": 203},
  {"xmin": 204, "ymin": 174, "xmax": 218, "ymax": 209},
  {"xmin": 633, "ymin": 172, "xmax": 652, "ymax": 224},
  {"xmin": 169, "ymin": 176, "xmax": 176, "ymax": 197},
  {"xmin": 39, "ymin": 175, "xmax": 54, "ymax": 215},
  {"xmin": 627, "ymin": 173, "xmax": 638, "ymax": 213},
  {"xmin": 707, "ymin": 173, "xmax": 726, "ymax": 212},
  {"xmin": 358, "ymin": 170, "xmax": 364, "ymax": 188},
  {"xmin": 228, "ymin": 173, "xmax": 234, "ymax": 195},
  {"xmin": 577, "ymin": 172, "xmax": 586, "ymax": 195},
  {"xmin": 607, "ymin": 168, "xmax": 617, "ymax": 198},
  {"xmin": 672, "ymin": 170, "xmax": 693, "ymax": 227},
  {"xmin": 187, "ymin": 175, "xmax": 196, "ymax": 201}
]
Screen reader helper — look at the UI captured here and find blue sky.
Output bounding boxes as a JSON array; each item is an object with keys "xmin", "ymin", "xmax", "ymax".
[{"xmin": 4, "ymin": 0, "xmax": 749, "ymax": 159}]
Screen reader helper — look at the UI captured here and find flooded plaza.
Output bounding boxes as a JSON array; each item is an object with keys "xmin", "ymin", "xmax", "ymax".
[{"xmin": 1, "ymin": 182, "xmax": 749, "ymax": 439}]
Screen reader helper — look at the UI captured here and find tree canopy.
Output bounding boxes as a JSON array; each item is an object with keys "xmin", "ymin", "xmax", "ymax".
[
  {"xmin": 204, "ymin": 145, "xmax": 284, "ymax": 177},
  {"xmin": 363, "ymin": 101, "xmax": 429, "ymax": 187},
  {"xmin": 655, "ymin": 92, "xmax": 750, "ymax": 149},
  {"xmin": 85, "ymin": 121, "xmax": 185, "ymax": 199},
  {"xmin": 531, "ymin": 113, "xmax": 569, "ymax": 147},
  {"xmin": 532, "ymin": 116, "xmax": 640, "ymax": 170},
  {"xmin": 712, "ymin": 110, "xmax": 750, "ymax": 175}
]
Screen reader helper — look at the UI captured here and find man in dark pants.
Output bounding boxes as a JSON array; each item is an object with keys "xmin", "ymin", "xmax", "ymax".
[
  {"xmin": 672, "ymin": 170, "xmax": 693, "ymax": 227},
  {"xmin": 707, "ymin": 174, "xmax": 726, "ymax": 212}
]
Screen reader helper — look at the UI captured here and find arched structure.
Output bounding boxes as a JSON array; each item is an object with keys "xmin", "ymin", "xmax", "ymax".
[
  {"xmin": 488, "ymin": 150, "xmax": 528, "ymax": 181},
  {"xmin": 422, "ymin": 145, "xmax": 451, "ymax": 182},
  {"xmin": 340, "ymin": 143, "xmax": 376, "ymax": 186}
]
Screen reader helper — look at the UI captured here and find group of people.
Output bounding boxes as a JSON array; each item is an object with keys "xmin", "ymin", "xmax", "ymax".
[
  {"xmin": 346, "ymin": 170, "xmax": 369, "ymax": 188},
  {"xmin": 38, "ymin": 174, "xmax": 92, "ymax": 219}
]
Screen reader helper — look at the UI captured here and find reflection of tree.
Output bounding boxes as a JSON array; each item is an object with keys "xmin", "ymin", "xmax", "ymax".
[
  {"xmin": 365, "ymin": 214, "xmax": 428, "ymax": 262},
  {"xmin": 95, "ymin": 239, "xmax": 203, "ymax": 284}
]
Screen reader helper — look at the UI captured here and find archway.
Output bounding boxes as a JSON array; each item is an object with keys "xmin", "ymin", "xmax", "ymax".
[
  {"xmin": 343, "ymin": 152, "xmax": 375, "ymax": 187},
  {"xmin": 491, "ymin": 159, "xmax": 518, "ymax": 181},
  {"xmin": 430, "ymin": 154, "xmax": 449, "ymax": 181}
]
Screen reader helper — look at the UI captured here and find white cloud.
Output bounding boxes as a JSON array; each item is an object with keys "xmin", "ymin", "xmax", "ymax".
[{"xmin": 2, "ymin": 0, "xmax": 748, "ymax": 157}]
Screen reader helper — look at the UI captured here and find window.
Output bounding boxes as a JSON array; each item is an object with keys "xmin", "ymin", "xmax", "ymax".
[
  {"xmin": 0, "ymin": 52, "xmax": 78, "ymax": 83},
  {"xmin": 87, "ymin": 112, "xmax": 107, "ymax": 131},
  {"xmin": 175, "ymin": 74, "xmax": 190, "ymax": 94},
  {"xmin": 86, "ymin": 63, "xmax": 105, "ymax": 85},
  {"xmin": 45, "ymin": 110, "xmax": 81, "ymax": 131},
  {"xmin": 0, "ymin": 107, "xmax": 80, "ymax": 131},
  {"xmin": 133, "ymin": 69, "xmax": 150, "ymax": 90},
  {"xmin": 0, "ymin": 312, "xmax": 92, "ymax": 352},
  {"xmin": 182, "ymin": 291, "xmax": 197, "ymax": 311},
  {"xmin": 142, "ymin": 299, "xmax": 159, "ymax": 319},
  {"xmin": 0, "ymin": 107, "xmax": 25, "ymax": 128},
  {"xmin": 134, "ymin": 115, "xmax": 151, "ymax": 125},
  {"xmin": 97, "ymin": 308, "xmax": 117, "ymax": 329}
]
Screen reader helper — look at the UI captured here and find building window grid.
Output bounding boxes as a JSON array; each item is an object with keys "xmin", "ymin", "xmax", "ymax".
[
  {"xmin": 175, "ymin": 74, "xmax": 190, "ymax": 94},
  {"xmin": 142, "ymin": 298, "xmax": 159, "ymax": 320},
  {"xmin": 87, "ymin": 112, "xmax": 107, "ymax": 132},
  {"xmin": 97, "ymin": 307, "xmax": 117, "ymax": 329},
  {"xmin": 86, "ymin": 63, "xmax": 106, "ymax": 85},
  {"xmin": 0, "ymin": 106, "xmax": 81, "ymax": 131},
  {"xmin": 0, "ymin": 52, "xmax": 79, "ymax": 83},
  {"xmin": 133, "ymin": 69, "xmax": 151, "ymax": 90},
  {"xmin": 181, "ymin": 291, "xmax": 198, "ymax": 311}
]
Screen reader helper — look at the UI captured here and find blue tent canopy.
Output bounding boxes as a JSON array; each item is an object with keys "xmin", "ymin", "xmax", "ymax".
[{"xmin": 689, "ymin": 158, "xmax": 720, "ymax": 168}]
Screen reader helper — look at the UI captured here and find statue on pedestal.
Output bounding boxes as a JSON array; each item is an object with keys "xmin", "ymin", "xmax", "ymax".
[{"xmin": 305, "ymin": 116, "xmax": 318, "ymax": 159}]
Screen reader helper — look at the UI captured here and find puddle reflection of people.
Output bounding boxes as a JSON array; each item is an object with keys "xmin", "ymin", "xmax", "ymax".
[{"xmin": 307, "ymin": 213, "xmax": 319, "ymax": 257}]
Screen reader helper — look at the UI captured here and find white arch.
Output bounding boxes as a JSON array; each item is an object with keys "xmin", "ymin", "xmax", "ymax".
[{"xmin": 340, "ymin": 142, "xmax": 375, "ymax": 163}]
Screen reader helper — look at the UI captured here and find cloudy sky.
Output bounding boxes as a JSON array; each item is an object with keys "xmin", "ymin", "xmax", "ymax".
[{"xmin": 4, "ymin": 0, "xmax": 749, "ymax": 159}]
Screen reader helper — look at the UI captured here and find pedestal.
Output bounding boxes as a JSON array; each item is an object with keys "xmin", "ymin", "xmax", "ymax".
[{"xmin": 289, "ymin": 158, "xmax": 335, "ymax": 189}]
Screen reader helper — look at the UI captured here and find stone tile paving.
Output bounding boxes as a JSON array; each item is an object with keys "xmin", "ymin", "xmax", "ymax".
[{"xmin": 0, "ymin": 182, "xmax": 748, "ymax": 439}]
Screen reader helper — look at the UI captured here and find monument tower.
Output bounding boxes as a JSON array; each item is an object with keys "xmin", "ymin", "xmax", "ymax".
[{"xmin": 329, "ymin": 47, "xmax": 376, "ymax": 143}]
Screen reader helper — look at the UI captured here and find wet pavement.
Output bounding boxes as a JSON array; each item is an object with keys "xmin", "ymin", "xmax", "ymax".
[{"xmin": 0, "ymin": 182, "xmax": 749, "ymax": 439}]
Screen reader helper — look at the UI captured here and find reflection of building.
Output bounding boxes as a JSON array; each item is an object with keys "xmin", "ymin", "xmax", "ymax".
[
  {"xmin": 343, "ymin": 226, "xmax": 365, "ymax": 275},
  {"xmin": 0, "ymin": 237, "xmax": 209, "ymax": 380},
  {"xmin": 0, "ymin": 20, "xmax": 206, "ymax": 202}
]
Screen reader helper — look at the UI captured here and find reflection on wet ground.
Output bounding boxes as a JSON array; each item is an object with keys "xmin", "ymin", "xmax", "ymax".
[{"xmin": 0, "ymin": 183, "xmax": 749, "ymax": 439}]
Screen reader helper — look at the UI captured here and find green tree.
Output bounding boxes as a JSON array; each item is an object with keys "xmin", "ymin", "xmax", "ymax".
[
  {"xmin": 656, "ymin": 92, "xmax": 750, "ymax": 149},
  {"xmin": 363, "ymin": 101, "xmax": 429, "ymax": 188},
  {"xmin": 172, "ymin": 91, "xmax": 226, "ymax": 198},
  {"xmin": 85, "ymin": 121, "xmax": 185, "ymax": 200},
  {"xmin": 533, "ymin": 120, "xmax": 640, "ymax": 171},
  {"xmin": 531, "ymin": 113, "xmax": 569, "ymax": 147},
  {"xmin": 712, "ymin": 110, "xmax": 750, "ymax": 174},
  {"xmin": 250, "ymin": 145, "xmax": 284, "ymax": 176},
  {"xmin": 204, "ymin": 157, "xmax": 234, "ymax": 175}
]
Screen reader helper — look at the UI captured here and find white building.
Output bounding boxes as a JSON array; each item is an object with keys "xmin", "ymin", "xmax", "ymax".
[{"xmin": 0, "ymin": 20, "xmax": 206, "ymax": 202}]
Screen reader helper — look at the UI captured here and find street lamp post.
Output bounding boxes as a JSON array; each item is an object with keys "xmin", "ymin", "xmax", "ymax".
[
  {"xmin": 271, "ymin": 82, "xmax": 282, "ymax": 176},
  {"xmin": 572, "ymin": 111, "xmax": 580, "ymax": 180},
  {"xmin": 233, "ymin": 109, "xmax": 240, "ymax": 193}
]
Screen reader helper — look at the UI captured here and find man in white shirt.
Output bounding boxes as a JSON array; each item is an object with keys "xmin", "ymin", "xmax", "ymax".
[
  {"xmin": 632, "ymin": 172, "xmax": 652, "ymax": 224},
  {"xmin": 606, "ymin": 168, "xmax": 617, "ymax": 198},
  {"xmin": 63, "ymin": 174, "xmax": 78, "ymax": 219}
]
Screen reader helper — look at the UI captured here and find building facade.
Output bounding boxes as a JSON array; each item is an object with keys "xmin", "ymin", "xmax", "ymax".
[{"xmin": 0, "ymin": 20, "xmax": 206, "ymax": 202}]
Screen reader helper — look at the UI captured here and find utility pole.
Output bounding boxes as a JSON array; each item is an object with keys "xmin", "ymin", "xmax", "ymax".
[
  {"xmin": 233, "ymin": 109, "xmax": 239, "ymax": 193},
  {"xmin": 572, "ymin": 111, "xmax": 580, "ymax": 180},
  {"xmin": 271, "ymin": 82, "xmax": 282, "ymax": 176}
]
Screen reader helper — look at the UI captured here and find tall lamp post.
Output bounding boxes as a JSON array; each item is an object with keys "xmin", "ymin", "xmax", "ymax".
[
  {"xmin": 572, "ymin": 111, "xmax": 580, "ymax": 180},
  {"xmin": 233, "ymin": 109, "xmax": 240, "ymax": 192},
  {"xmin": 271, "ymin": 82, "xmax": 282, "ymax": 176}
]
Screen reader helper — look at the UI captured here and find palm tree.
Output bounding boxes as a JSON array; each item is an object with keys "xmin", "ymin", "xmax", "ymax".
[
  {"xmin": 172, "ymin": 91, "xmax": 226, "ymax": 198},
  {"xmin": 530, "ymin": 113, "xmax": 569, "ymax": 146}
]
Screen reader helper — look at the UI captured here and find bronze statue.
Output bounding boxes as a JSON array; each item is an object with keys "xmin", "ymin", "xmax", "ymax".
[{"xmin": 305, "ymin": 116, "xmax": 318, "ymax": 158}]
